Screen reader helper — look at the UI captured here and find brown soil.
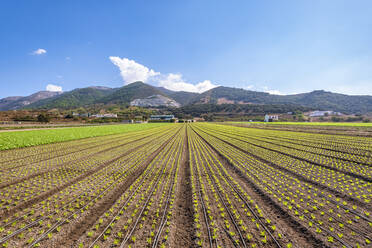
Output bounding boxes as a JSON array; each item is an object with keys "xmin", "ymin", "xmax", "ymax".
[{"xmin": 170, "ymin": 127, "xmax": 195, "ymax": 247}]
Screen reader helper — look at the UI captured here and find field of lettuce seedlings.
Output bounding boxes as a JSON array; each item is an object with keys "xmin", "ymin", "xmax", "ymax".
[{"xmin": 0, "ymin": 123, "xmax": 371, "ymax": 248}]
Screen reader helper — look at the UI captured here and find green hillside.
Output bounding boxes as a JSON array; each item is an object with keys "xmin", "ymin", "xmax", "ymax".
[
  {"xmin": 195, "ymin": 87, "xmax": 372, "ymax": 114},
  {"xmin": 98, "ymin": 82, "xmax": 166, "ymax": 105},
  {"xmin": 26, "ymin": 87, "xmax": 114, "ymax": 109}
]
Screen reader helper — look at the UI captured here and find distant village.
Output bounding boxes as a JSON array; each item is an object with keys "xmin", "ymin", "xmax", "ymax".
[
  {"xmin": 264, "ymin": 110, "xmax": 349, "ymax": 122},
  {"xmin": 72, "ymin": 112, "xmax": 197, "ymax": 123},
  {"xmin": 73, "ymin": 110, "xmax": 349, "ymax": 123},
  {"xmin": 0, "ymin": 108, "xmax": 369, "ymax": 125}
]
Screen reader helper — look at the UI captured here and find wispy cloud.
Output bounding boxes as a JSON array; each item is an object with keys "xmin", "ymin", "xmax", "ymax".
[
  {"xmin": 242, "ymin": 84, "xmax": 284, "ymax": 95},
  {"xmin": 263, "ymin": 86, "xmax": 283, "ymax": 95},
  {"xmin": 46, "ymin": 84, "xmax": 63, "ymax": 92},
  {"xmin": 31, "ymin": 48, "xmax": 47, "ymax": 55},
  {"xmin": 243, "ymin": 85, "xmax": 254, "ymax": 90},
  {"xmin": 295, "ymin": 60, "xmax": 372, "ymax": 95},
  {"xmin": 109, "ymin": 56, "xmax": 217, "ymax": 93}
]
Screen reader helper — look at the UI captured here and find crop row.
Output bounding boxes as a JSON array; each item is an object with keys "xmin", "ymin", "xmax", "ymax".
[
  {"xmin": 0, "ymin": 126, "xmax": 177, "ymax": 215},
  {"xmin": 75, "ymin": 125, "xmax": 185, "ymax": 248},
  {"xmin": 195, "ymin": 124, "xmax": 371, "ymax": 204},
  {"xmin": 202, "ymin": 124, "xmax": 372, "ymax": 178},
  {"xmin": 188, "ymin": 125, "xmax": 296, "ymax": 247},
  {"xmin": 192, "ymin": 123, "xmax": 371, "ymax": 247}
]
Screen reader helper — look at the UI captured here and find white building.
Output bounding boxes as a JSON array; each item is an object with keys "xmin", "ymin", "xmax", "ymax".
[
  {"xmin": 150, "ymin": 115, "xmax": 175, "ymax": 121},
  {"xmin": 264, "ymin": 114, "xmax": 279, "ymax": 122},
  {"xmin": 92, "ymin": 113, "xmax": 118, "ymax": 118}
]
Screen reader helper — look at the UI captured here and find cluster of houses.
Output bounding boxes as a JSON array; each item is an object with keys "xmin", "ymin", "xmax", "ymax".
[
  {"xmin": 149, "ymin": 115, "xmax": 175, "ymax": 121},
  {"xmin": 72, "ymin": 111, "xmax": 345, "ymax": 123},
  {"xmin": 149, "ymin": 115, "xmax": 196, "ymax": 122},
  {"xmin": 71, "ymin": 113, "xmax": 194, "ymax": 123},
  {"xmin": 72, "ymin": 112, "xmax": 117, "ymax": 118},
  {"xmin": 263, "ymin": 110, "xmax": 345, "ymax": 122}
]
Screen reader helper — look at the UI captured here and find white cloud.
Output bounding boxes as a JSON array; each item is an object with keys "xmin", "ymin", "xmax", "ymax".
[
  {"xmin": 158, "ymin": 73, "xmax": 217, "ymax": 93},
  {"xmin": 32, "ymin": 48, "xmax": 47, "ymax": 55},
  {"xmin": 46, "ymin": 84, "xmax": 63, "ymax": 92},
  {"xmin": 65, "ymin": 57, "xmax": 71, "ymax": 60},
  {"xmin": 110, "ymin": 56, "xmax": 217, "ymax": 93},
  {"xmin": 109, "ymin": 56, "xmax": 159, "ymax": 84}
]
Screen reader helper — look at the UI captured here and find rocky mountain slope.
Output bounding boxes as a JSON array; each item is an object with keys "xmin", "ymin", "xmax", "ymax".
[
  {"xmin": 130, "ymin": 94, "xmax": 180, "ymax": 107},
  {"xmin": 0, "ymin": 91, "xmax": 62, "ymax": 110}
]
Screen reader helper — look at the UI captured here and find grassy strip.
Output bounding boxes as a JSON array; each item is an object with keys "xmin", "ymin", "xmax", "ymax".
[{"xmin": 0, "ymin": 123, "xmax": 169, "ymax": 150}]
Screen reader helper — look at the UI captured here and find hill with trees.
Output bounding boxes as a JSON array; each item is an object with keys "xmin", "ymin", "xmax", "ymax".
[{"xmin": 26, "ymin": 87, "xmax": 115, "ymax": 109}]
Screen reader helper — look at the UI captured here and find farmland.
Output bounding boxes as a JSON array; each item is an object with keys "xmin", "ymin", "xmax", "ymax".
[
  {"xmin": 233, "ymin": 122, "xmax": 372, "ymax": 127},
  {"xmin": 0, "ymin": 123, "xmax": 371, "ymax": 248},
  {"xmin": 227, "ymin": 122, "xmax": 372, "ymax": 137},
  {"xmin": 0, "ymin": 123, "xmax": 167, "ymax": 150}
]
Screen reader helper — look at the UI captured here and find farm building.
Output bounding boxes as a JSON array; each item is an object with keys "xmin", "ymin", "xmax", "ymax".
[
  {"xmin": 72, "ymin": 112, "xmax": 91, "ymax": 117},
  {"xmin": 264, "ymin": 114, "xmax": 279, "ymax": 122},
  {"xmin": 92, "ymin": 113, "xmax": 118, "ymax": 118},
  {"xmin": 149, "ymin": 115, "xmax": 175, "ymax": 121}
]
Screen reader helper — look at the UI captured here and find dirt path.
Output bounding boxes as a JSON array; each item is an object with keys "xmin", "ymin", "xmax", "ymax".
[{"xmin": 170, "ymin": 126, "xmax": 195, "ymax": 247}]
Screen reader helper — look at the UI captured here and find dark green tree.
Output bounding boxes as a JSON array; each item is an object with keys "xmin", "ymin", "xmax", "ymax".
[{"xmin": 37, "ymin": 114, "xmax": 50, "ymax": 123}]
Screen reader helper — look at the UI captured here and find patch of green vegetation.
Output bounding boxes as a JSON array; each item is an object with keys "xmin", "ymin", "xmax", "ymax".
[{"xmin": 0, "ymin": 123, "xmax": 168, "ymax": 150}]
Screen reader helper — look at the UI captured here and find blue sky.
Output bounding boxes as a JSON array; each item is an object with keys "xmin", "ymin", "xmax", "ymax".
[{"xmin": 1, "ymin": 0, "xmax": 372, "ymax": 98}]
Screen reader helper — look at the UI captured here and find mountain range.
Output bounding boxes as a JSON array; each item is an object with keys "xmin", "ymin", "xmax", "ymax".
[{"xmin": 1, "ymin": 82, "xmax": 371, "ymax": 114}]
